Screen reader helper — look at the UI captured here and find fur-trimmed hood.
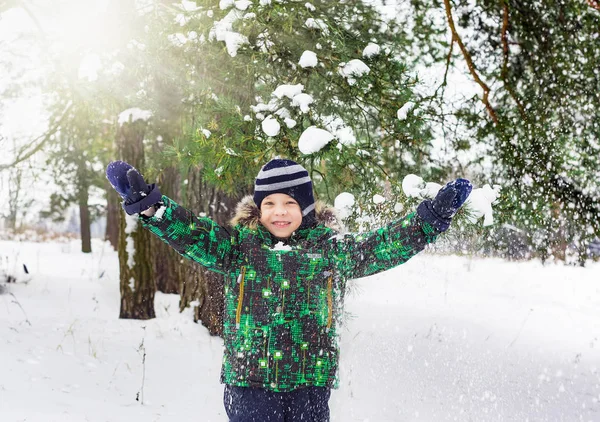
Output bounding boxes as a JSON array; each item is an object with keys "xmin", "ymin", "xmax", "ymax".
[{"xmin": 230, "ymin": 195, "xmax": 344, "ymax": 233}]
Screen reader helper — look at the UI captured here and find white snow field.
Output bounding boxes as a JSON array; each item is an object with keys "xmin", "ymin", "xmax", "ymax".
[{"xmin": 1, "ymin": 239, "xmax": 599, "ymax": 422}]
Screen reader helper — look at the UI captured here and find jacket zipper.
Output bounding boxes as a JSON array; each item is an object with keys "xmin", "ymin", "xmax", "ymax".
[
  {"xmin": 235, "ymin": 266, "xmax": 246, "ymax": 326},
  {"xmin": 326, "ymin": 275, "xmax": 333, "ymax": 329}
]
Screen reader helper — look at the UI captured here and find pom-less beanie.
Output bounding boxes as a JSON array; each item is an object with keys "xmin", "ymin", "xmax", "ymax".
[{"xmin": 253, "ymin": 159, "xmax": 315, "ymax": 217}]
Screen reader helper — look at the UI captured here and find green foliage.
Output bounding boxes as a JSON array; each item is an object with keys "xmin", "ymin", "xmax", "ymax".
[
  {"xmin": 154, "ymin": 0, "xmax": 436, "ymax": 207},
  {"xmin": 405, "ymin": 0, "xmax": 600, "ymax": 263}
]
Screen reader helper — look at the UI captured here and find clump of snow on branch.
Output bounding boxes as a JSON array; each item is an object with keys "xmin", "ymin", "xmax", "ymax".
[
  {"xmin": 338, "ymin": 60, "xmax": 370, "ymax": 85},
  {"xmin": 323, "ymin": 116, "xmax": 356, "ymax": 146},
  {"xmin": 397, "ymin": 101, "xmax": 414, "ymax": 120},
  {"xmin": 335, "ymin": 192, "xmax": 355, "ymax": 219},
  {"xmin": 304, "ymin": 18, "xmax": 329, "ymax": 34},
  {"xmin": 261, "ymin": 115, "xmax": 281, "ymax": 137},
  {"xmin": 177, "ymin": 0, "xmax": 201, "ymax": 11},
  {"xmin": 362, "ymin": 42, "xmax": 381, "ymax": 58},
  {"xmin": 273, "ymin": 84, "xmax": 304, "ymax": 99},
  {"xmin": 118, "ymin": 108, "xmax": 153, "ymax": 126},
  {"xmin": 220, "ymin": 0, "xmax": 234, "ymax": 9},
  {"xmin": 252, "ymin": 84, "xmax": 313, "ymax": 135},
  {"xmin": 234, "ymin": 0, "xmax": 252, "ymax": 10},
  {"xmin": 298, "ymin": 126, "xmax": 334, "ymax": 154},
  {"xmin": 209, "ymin": 9, "xmax": 248, "ymax": 57},
  {"xmin": 299, "ymin": 50, "xmax": 318, "ymax": 68},
  {"xmin": 291, "ymin": 93, "xmax": 314, "ymax": 113}
]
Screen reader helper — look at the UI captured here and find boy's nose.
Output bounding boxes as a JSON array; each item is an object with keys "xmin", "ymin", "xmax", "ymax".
[{"xmin": 274, "ymin": 206, "xmax": 288, "ymax": 215}]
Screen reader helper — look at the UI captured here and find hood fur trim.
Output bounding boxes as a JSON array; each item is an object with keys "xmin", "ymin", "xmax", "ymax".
[{"xmin": 230, "ymin": 195, "xmax": 344, "ymax": 232}]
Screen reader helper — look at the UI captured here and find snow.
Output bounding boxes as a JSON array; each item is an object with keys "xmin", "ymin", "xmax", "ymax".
[
  {"xmin": 261, "ymin": 115, "xmax": 280, "ymax": 137},
  {"xmin": 220, "ymin": 0, "xmax": 234, "ymax": 9},
  {"xmin": 402, "ymin": 175, "xmax": 500, "ymax": 226},
  {"xmin": 397, "ymin": 101, "xmax": 414, "ymax": 120},
  {"xmin": 223, "ymin": 31, "xmax": 249, "ymax": 57},
  {"xmin": 465, "ymin": 184, "xmax": 502, "ymax": 226},
  {"xmin": 201, "ymin": 129, "xmax": 212, "ymax": 139},
  {"xmin": 362, "ymin": 42, "xmax": 381, "ymax": 58},
  {"xmin": 338, "ymin": 59, "xmax": 370, "ymax": 86},
  {"xmin": 117, "ymin": 108, "xmax": 152, "ymax": 126},
  {"xmin": 298, "ymin": 50, "xmax": 318, "ymax": 68},
  {"xmin": 305, "ymin": 2, "xmax": 316, "ymax": 11},
  {"xmin": 422, "ymin": 181, "xmax": 442, "ymax": 198},
  {"xmin": 402, "ymin": 174, "xmax": 425, "ymax": 198},
  {"xmin": 323, "ymin": 116, "xmax": 356, "ymax": 146},
  {"xmin": 304, "ymin": 18, "xmax": 329, "ymax": 34},
  {"xmin": 178, "ymin": 0, "xmax": 201, "ymax": 12},
  {"xmin": 154, "ymin": 205, "xmax": 166, "ymax": 221},
  {"xmin": 124, "ymin": 214, "xmax": 138, "ymax": 270},
  {"xmin": 271, "ymin": 241, "xmax": 293, "ymax": 251},
  {"xmin": 273, "ymin": 83, "xmax": 304, "ymax": 99},
  {"xmin": 209, "ymin": 9, "xmax": 248, "ymax": 57},
  {"xmin": 234, "ymin": 0, "xmax": 252, "ymax": 11},
  {"xmin": 298, "ymin": 126, "xmax": 334, "ymax": 154},
  {"xmin": 334, "ymin": 192, "xmax": 355, "ymax": 219},
  {"xmin": 291, "ymin": 93, "xmax": 313, "ymax": 113},
  {"xmin": 372, "ymin": 194, "xmax": 385, "ymax": 204},
  {"xmin": 2, "ymin": 239, "xmax": 599, "ymax": 421}
]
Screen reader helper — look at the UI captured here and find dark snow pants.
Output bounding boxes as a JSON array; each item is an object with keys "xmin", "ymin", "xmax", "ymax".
[{"xmin": 224, "ymin": 385, "xmax": 331, "ymax": 422}]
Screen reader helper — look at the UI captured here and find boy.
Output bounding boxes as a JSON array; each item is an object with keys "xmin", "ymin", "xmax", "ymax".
[{"xmin": 106, "ymin": 158, "xmax": 472, "ymax": 421}]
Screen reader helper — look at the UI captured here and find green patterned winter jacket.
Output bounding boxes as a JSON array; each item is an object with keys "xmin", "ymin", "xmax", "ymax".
[{"xmin": 140, "ymin": 195, "xmax": 438, "ymax": 392}]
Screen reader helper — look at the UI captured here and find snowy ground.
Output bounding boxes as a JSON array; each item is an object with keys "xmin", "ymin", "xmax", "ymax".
[{"xmin": 1, "ymin": 239, "xmax": 599, "ymax": 422}]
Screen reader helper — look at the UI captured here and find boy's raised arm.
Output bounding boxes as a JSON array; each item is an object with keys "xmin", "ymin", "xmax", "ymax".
[
  {"xmin": 336, "ymin": 179, "xmax": 472, "ymax": 279},
  {"xmin": 106, "ymin": 161, "xmax": 234, "ymax": 275}
]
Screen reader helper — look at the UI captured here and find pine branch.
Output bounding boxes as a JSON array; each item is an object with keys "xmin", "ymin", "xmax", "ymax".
[
  {"xmin": 442, "ymin": 0, "xmax": 498, "ymax": 124},
  {"xmin": 500, "ymin": 0, "xmax": 526, "ymax": 119}
]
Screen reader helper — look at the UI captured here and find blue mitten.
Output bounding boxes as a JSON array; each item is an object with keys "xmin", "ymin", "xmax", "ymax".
[
  {"xmin": 417, "ymin": 178, "xmax": 472, "ymax": 232},
  {"xmin": 106, "ymin": 161, "xmax": 162, "ymax": 215}
]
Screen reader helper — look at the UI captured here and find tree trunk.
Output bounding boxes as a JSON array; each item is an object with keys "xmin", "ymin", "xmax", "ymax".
[
  {"xmin": 116, "ymin": 119, "xmax": 155, "ymax": 320},
  {"xmin": 7, "ymin": 167, "xmax": 22, "ymax": 231},
  {"xmin": 118, "ymin": 211, "xmax": 156, "ymax": 319},
  {"xmin": 78, "ymin": 182, "xmax": 92, "ymax": 253},
  {"xmin": 105, "ymin": 178, "xmax": 120, "ymax": 250}
]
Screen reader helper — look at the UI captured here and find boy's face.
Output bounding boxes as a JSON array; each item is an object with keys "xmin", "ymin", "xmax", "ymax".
[{"xmin": 259, "ymin": 193, "xmax": 303, "ymax": 239}]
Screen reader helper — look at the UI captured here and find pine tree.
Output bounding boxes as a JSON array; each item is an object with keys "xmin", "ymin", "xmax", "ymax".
[{"xmin": 404, "ymin": 0, "xmax": 600, "ymax": 263}]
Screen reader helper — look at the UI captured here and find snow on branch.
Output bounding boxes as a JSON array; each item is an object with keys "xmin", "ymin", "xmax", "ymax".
[{"xmin": 118, "ymin": 108, "xmax": 153, "ymax": 127}]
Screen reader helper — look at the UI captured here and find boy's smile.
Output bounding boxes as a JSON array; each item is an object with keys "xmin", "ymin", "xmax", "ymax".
[{"xmin": 259, "ymin": 193, "xmax": 303, "ymax": 239}]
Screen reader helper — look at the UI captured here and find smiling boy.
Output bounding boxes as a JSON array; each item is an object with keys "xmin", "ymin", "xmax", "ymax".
[{"xmin": 106, "ymin": 158, "xmax": 472, "ymax": 422}]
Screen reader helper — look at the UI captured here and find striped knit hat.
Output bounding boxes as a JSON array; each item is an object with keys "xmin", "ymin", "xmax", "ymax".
[{"xmin": 254, "ymin": 159, "xmax": 315, "ymax": 217}]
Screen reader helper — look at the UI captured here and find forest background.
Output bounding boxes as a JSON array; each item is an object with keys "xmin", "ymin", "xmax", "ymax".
[{"xmin": 1, "ymin": 0, "xmax": 599, "ymax": 326}]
